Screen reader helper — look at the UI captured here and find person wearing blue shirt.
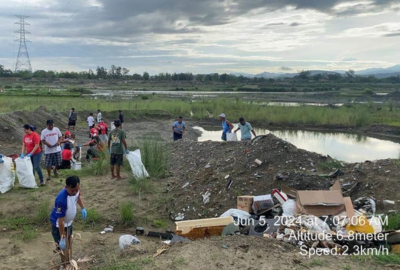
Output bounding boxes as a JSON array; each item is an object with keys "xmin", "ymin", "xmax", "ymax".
[
  {"xmin": 50, "ymin": 176, "xmax": 87, "ymax": 264},
  {"xmin": 234, "ymin": 117, "xmax": 257, "ymax": 141},
  {"xmin": 172, "ymin": 116, "xmax": 186, "ymax": 141},
  {"xmin": 219, "ymin": 113, "xmax": 234, "ymax": 141}
]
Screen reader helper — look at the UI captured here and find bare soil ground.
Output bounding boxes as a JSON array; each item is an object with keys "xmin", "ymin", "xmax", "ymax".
[{"xmin": 0, "ymin": 108, "xmax": 399, "ymax": 269}]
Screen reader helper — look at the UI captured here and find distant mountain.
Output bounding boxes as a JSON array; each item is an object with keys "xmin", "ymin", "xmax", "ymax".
[
  {"xmin": 230, "ymin": 64, "xmax": 400, "ymax": 79},
  {"xmin": 356, "ymin": 65, "xmax": 400, "ymax": 75}
]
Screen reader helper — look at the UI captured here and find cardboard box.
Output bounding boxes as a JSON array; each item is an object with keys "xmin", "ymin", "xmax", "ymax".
[
  {"xmin": 296, "ymin": 180, "xmax": 354, "ymax": 217},
  {"xmin": 237, "ymin": 196, "xmax": 254, "ymax": 213},
  {"xmin": 252, "ymin": 194, "xmax": 274, "ymax": 214},
  {"xmin": 175, "ymin": 216, "xmax": 234, "ymax": 240}
]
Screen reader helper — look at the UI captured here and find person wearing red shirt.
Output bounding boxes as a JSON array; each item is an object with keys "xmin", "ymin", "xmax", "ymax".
[
  {"xmin": 59, "ymin": 143, "xmax": 72, "ymax": 170},
  {"xmin": 98, "ymin": 119, "xmax": 108, "ymax": 144},
  {"xmin": 21, "ymin": 124, "xmax": 45, "ymax": 186},
  {"xmin": 90, "ymin": 124, "xmax": 99, "ymax": 139}
]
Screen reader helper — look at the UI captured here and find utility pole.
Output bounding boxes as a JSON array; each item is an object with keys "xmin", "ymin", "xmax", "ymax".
[{"xmin": 14, "ymin": 15, "xmax": 32, "ymax": 73}]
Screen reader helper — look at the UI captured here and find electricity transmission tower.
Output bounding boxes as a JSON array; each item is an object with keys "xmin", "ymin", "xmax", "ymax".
[{"xmin": 14, "ymin": 15, "xmax": 32, "ymax": 73}]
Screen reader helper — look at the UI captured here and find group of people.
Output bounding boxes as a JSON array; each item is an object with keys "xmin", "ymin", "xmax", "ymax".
[
  {"xmin": 171, "ymin": 113, "xmax": 256, "ymax": 142},
  {"xmin": 19, "ymin": 107, "xmax": 129, "ymax": 186}
]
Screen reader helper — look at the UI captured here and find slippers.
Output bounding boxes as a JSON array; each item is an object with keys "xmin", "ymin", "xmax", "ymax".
[{"xmin": 116, "ymin": 176, "xmax": 126, "ymax": 181}]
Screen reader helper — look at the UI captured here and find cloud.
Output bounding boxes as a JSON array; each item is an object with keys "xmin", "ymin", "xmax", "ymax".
[
  {"xmin": 281, "ymin": 66, "xmax": 293, "ymax": 70},
  {"xmin": 342, "ymin": 57, "xmax": 358, "ymax": 61},
  {"xmin": 290, "ymin": 22, "xmax": 300, "ymax": 26}
]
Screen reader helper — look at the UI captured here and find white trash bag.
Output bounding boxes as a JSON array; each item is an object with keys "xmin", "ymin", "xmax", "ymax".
[
  {"xmin": 282, "ymin": 199, "xmax": 297, "ymax": 216},
  {"xmin": 226, "ymin": 133, "xmax": 238, "ymax": 142},
  {"xmin": 119, "ymin": 235, "xmax": 141, "ymax": 251},
  {"xmin": 15, "ymin": 157, "xmax": 38, "ymax": 189},
  {"xmin": 126, "ymin": 149, "xmax": 149, "ymax": 179},
  {"xmin": 0, "ymin": 156, "xmax": 16, "ymax": 194}
]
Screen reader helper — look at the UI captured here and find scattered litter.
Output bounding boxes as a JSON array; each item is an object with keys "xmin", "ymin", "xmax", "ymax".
[
  {"xmin": 119, "ymin": 235, "xmax": 141, "ymax": 251},
  {"xmin": 220, "ymin": 209, "xmax": 251, "ymax": 220},
  {"xmin": 182, "ymin": 182, "xmax": 189, "ymax": 188},
  {"xmin": 221, "ymin": 244, "xmax": 229, "ymax": 249},
  {"xmin": 136, "ymin": 227, "xmax": 145, "ymax": 235},
  {"xmin": 205, "ymin": 163, "xmax": 211, "ymax": 168},
  {"xmin": 202, "ymin": 191, "xmax": 211, "ymax": 204},
  {"xmin": 224, "ymin": 175, "xmax": 230, "ymax": 180},
  {"xmin": 252, "ymin": 194, "xmax": 274, "ymax": 214},
  {"xmin": 237, "ymin": 195, "xmax": 253, "ymax": 213},
  {"xmin": 226, "ymin": 179, "xmax": 233, "ymax": 190},
  {"xmin": 254, "ymin": 159, "xmax": 262, "ymax": 165},
  {"xmin": 175, "ymin": 213, "xmax": 185, "ymax": 221}
]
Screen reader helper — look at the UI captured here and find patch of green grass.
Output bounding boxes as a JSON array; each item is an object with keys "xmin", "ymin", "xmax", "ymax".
[
  {"xmin": 383, "ymin": 213, "xmax": 400, "ymax": 231},
  {"xmin": 152, "ymin": 219, "xmax": 167, "ymax": 228},
  {"xmin": 317, "ymin": 160, "xmax": 343, "ymax": 171},
  {"xmin": 308, "ymin": 259, "xmax": 324, "ymax": 267},
  {"xmin": 170, "ymin": 256, "xmax": 188, "ymax": 269},
  {"xmin": 120, "ymin": 202, "xmax": 134, "ymax": 225},
  {"xmin": 129, "ymin": 176, "xmax": 155, "ymax": 195},
  {"xmin": 342, "ymin": 265, "xmax": 351, "ymax": 270},
  {"xmin": 87, "ymin": 150, "xmax": 110, "ymax": 176},
  {"xmin": 372, "ymin": 254, "xmax": 400, "ymax": 265},
  {"xmin": 134, "ymin": 139, "xmax": 169, "ymax": 178},
  {"xmin": 12, "ymin": 225, "xmax": 38, "ymax": 242},
  {"xmin": 0, "ymin": 217, "xmax": 31, "ymax": 230},
  {"xmin": 99, "ymin": 257, "xmax": 155, "ymax": 270},
  {"xmin": 78, "ymin": 208, "xmax": 102, "ymax": 228},
  {"xmin": 35, "ymin": 201, "xmax": 50, "ymax": 224}
]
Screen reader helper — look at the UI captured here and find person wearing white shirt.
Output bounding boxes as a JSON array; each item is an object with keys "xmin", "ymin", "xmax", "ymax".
[
  {"xmin": 87, "ymin": 113, "xmax": 95, "ymax": 138},
  {"xmin": 41, "ymin": 119, "xmax": 62, "ymax": 181}
]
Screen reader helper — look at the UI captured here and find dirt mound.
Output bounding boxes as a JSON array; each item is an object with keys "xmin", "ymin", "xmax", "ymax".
[
  {"xmin": 167, "ymin": 134, "xmax": 400, "ymax": 220},
  {"xmin": 151, "ymin": 235, "xmax": 374, "ymax": 270},
  {"xmin": 0, "ymin": 107, "xmax": 69, "ymax": 143}
]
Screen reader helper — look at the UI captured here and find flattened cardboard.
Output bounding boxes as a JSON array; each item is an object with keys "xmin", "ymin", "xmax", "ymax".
[
  {"xmin": 343, "ymin": 197, "xmax": 355, "ymax": 220},
  {"xmin": 296, "ymin": 190, "xmax": 345, "ymax": 217},
  {"xmin": 330, "ymin": 180, "xmax": 342, "ymax": 192},
  {"xmin": 281, "ymin": 185, "xmax": 297, "ymax": 199}
]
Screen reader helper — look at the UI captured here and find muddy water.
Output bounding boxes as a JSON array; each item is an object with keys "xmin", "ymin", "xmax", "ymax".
[{"xmin": 193, "ymin": 125, "xmax": 400, "ymax": 162}]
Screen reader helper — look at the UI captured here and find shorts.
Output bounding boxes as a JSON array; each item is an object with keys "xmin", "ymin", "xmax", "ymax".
[
  {"xmin": 173, "ymin": 132, "xmax": 183, "ymax": 141},
  {"xmin": 110, "ymin": 153, "xmax": 123, "ymax": 166},
  {"xmin": 68, "ymin": 120, "xmax": 76, "ymax": 126},
  {"xmin": 51, "ymin": 224, "xmax": 73, "ymax": 244},
  {"xmin": 45, "ymin": 152, "xmax": 62, "ymax": 167}
]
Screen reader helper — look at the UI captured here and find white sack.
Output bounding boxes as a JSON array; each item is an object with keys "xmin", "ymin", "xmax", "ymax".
[
  {"xmin": 0, "ymin": 157, "xmax": 15, "ymax": 193},
  {"xmin": 15, "ymin": 157, "xmax": 38, "ymax": 189},
  {"xmin": 226, "ymin": 133, "xmax": 238, "ymax": 142},
  {"xmin": 126, "ymin": 150, "xmax": 149, "ymax": 179}
]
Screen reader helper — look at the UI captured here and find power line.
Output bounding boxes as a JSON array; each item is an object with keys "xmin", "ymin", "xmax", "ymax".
[{"xmin": 14, "ymin": 15, "xmax": 32, "ymax": 73}]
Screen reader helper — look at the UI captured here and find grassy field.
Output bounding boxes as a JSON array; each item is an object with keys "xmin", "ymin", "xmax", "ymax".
[{"xmin": 1, "ymin": 95, "xmax": 400, "ymax": 127}]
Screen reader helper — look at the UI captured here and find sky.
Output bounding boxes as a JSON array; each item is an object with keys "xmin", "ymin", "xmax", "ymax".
[{"xmin": 1, "ymin": 0, "xmax": 400, "ymax": 74}]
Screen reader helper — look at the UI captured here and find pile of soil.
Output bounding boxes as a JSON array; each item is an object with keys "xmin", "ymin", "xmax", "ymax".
[{"xmin": 167, "ymin": 134, "xmax": 400, "ymax": 220}]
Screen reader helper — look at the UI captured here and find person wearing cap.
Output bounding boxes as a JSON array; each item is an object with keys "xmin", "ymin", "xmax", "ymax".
[
  {"xmin": 97, "ymin": 109, "xmax": 102, "ymax": 124},
  {"xmin": 41, "ymin": 120, "xmax": 62, "ymax": 181},
  {"xmin": 21, "ymin": 124, "xmax": 45, "ymax": 186},
  {"xmin": 172, "ymin": 116, "xmax": 186, "ymax": 141},
  {"xmin": 68, "ymin": 108, "xmax": 77, "ymax": 132},
  {"xmin": 118, "ymin": 110, "xmax": 124, "ymax": 129},
  {"xmin": 108, "ymin": 120, "xmax": 129, "ymax": 180},
  {"xmin": 234, "ymin": 117, "xmax": 257, "ymax": 141},
  {"xmin": 219, "ymin": 113, "xmax": 233, "ymax": 141}
]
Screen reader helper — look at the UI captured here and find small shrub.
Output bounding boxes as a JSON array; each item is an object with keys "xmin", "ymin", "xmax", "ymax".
[
  {"xmin": 83, "ymin": 208, "xmax": 102, "ymax": 226},
  {"xmin": 130, "ymin": 176, "xmax": 154, "ymax": 195},
  {"xmin": 140, "ymin": 95, "xmax": 149, "ymax": 100},
  {"xmin": 137, "ymin": 139, "xmax": 169, "ymax": 178},
  {"xmin": 87, "ymin": 150, "xmax": 109, "ymax": 176},
  {"xmin": 35, "ymin": 201, "xmax": 50, "ymax": 224},
  {"xmin": 120, "ymin": 202, "xmax": 134, "ymax": 225}
]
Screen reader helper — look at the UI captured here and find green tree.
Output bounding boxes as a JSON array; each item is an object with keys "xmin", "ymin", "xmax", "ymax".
[{"xmin": 143, "ymin": 72, "xmax": 150, "ymax": 81}]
